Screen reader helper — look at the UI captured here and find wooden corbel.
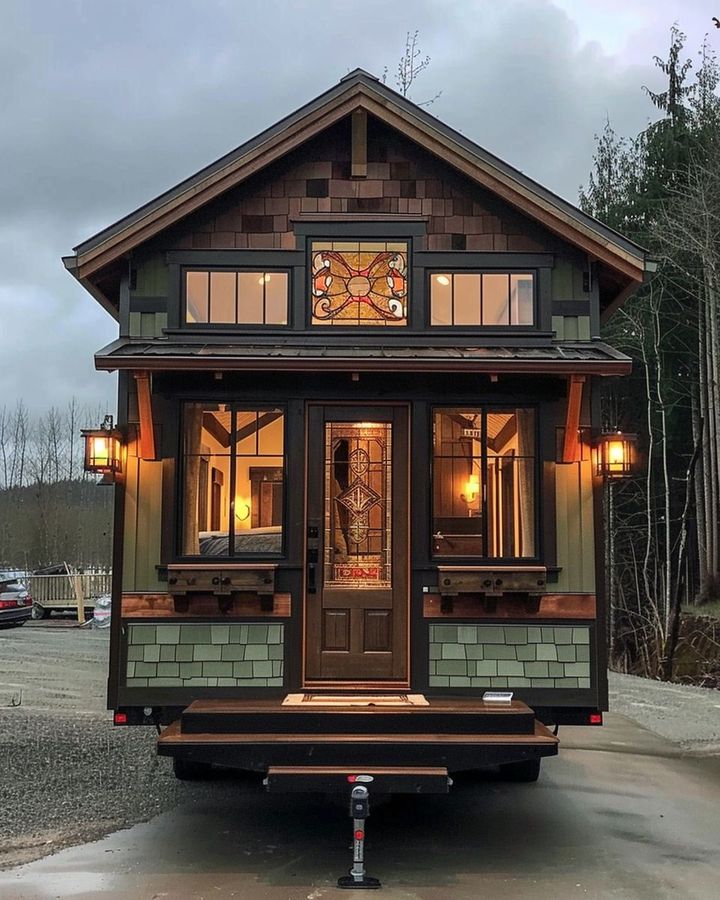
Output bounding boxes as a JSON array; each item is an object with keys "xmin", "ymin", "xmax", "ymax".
[
  {"xmin": 562, "ymin": 374, "xmax": 585, "ymax": 463},
  {"xmin": 134, "ymin": 371, "xmax": 156, "ymax": 461}
]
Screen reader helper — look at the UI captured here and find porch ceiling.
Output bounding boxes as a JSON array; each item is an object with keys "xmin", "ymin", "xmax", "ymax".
[{"xmin": 95, "ymin": 339, "xmax": 631, "ymax": 376}]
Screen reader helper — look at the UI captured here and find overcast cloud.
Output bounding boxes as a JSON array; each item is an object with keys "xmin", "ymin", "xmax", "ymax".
[{"xmin": 0, "ymin": 0, "xmax": 712, "ymax": 414}]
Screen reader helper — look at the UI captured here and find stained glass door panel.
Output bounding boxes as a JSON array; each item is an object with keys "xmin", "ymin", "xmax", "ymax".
[
  {"xmin": 305, "ymin": 407, "xmax": 408, "ymax": 682},
  {"xmin": 324, "ymin": 422, "xmax": 392, "ymax": 589}
]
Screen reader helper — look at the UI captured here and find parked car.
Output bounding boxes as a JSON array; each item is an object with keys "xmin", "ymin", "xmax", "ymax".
[{"xmin": 0, "ymin": 579, "xmax": 32, "ymax": 628}]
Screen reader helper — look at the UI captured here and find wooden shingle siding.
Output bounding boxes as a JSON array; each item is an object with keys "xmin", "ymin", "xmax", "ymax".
[{"xmin": 166, "ymin": 119, "xmax": 558, "ymax": 255}]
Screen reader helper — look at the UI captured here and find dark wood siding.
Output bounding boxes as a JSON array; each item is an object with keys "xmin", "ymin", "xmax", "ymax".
[{"xmin": 164, "ymin": 118, "xmax": 561, "ymax": 255}]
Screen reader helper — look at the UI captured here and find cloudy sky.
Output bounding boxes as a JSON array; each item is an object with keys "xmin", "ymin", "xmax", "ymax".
[{"xmin": 0, "ymin": 0, "xmax": 713, "ymax": 414}]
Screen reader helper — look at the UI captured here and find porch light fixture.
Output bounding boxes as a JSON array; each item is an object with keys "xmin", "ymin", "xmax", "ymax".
[
  {"xmin": 82, "ymin": 415, "xmax": 122, "ymax": 477},
  {"xmin": 594, "ymin": 431, "xmax": 637, "ymax": 480}
]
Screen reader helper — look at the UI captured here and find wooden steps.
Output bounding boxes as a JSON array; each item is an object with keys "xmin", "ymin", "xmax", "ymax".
[{"xmin": 157, "ymin": 699, "xmax": 559, "ymax": 772}]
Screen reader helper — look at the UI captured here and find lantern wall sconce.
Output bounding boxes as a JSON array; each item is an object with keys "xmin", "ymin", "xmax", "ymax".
[
  {"xmin": 594, "ymin": 431, "xmax": 637, "ymax": 479},
  {"xmin": 82, "ymin": 415, "xmax": 123, "ymax": 477}
]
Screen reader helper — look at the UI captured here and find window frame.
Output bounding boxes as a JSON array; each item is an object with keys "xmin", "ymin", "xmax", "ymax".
[
  {"xmin": 176, "ymin": 401, "xmax": 288, "ymax": 561},
  {"xmin": 181, "ymin": 266, "xmax": 293, "ymax": 329},
  {"xmin": 306, "ymin": 236, "xmax": 413, "ymax": 330},
  {"xmin": 427, "ymin": 268, "xmax": 538, "ymax": 331},
  {"xmin": 430, "ymin": 404, "xmax": 542, "ymax": 564}
]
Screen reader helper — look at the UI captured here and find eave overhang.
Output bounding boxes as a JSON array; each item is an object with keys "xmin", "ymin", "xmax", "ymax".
[
  {"xmin": 94, "ymin": 339, "xmax": 632, "ymax": 377},
  {"xmin": 62, "ymin": 255, "xmax": 120, "ymax": 322},
  {"xmin": 69, "ymin": 70, "xmax": 647, "ymax": 303}
]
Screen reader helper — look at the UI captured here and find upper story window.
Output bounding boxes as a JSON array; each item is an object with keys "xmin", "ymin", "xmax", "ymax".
[
  {"xmin": 430, "ymin": 272, "xmax": 534, "ymax": 326},
  {"xmin": 185, "ymin": 270, "xmax": 288, "ymax": 325},
  {"xmin": 311, "ymin": 241, "xmax": 408, "ymax": 326}
]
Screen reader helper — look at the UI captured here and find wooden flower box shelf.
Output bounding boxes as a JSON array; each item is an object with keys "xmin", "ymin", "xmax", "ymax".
[
  {"xmin": 436, "ymin": 565, "xmax": 547, "ymax": 613},
  {"xmin": 166, "ymin": 564, "xmax": 277, "ymax": 608}
]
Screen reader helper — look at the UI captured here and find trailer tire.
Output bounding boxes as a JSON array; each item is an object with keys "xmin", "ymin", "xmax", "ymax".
[
  {"xmin": 499, "ymin": 758, "xmax": 541, "ymax": 782},
  {"xmin": 173, "ymin": 757, "xmax": 214, "ymax": 780},
  {"xmin": 31, "ymin": 604, "xmax": 50, "ymax": 620}
]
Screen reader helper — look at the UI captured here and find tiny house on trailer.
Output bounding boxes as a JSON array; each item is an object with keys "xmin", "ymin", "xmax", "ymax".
[{"xmin": 65, "ymin": 71, "xmax": 647, "ymax": 801}]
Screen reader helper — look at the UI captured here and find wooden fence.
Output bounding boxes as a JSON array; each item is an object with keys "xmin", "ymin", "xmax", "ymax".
[{"xmin": 27, "ymin": 572, "xmax": 112, "ymax": 616}]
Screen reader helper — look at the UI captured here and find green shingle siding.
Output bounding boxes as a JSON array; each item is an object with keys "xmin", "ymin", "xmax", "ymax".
[
  {"xmin": 126, "ymin": 622, "xmax": 285, "ymax": 688},
  {"xmin": 428, "ymin": 624, "xmax": 591, "ymax": 688}
]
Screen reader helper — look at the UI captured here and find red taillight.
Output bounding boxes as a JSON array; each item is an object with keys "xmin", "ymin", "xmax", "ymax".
[
  {"xmin": 347, "ymin": 775, "xmax": 357, "ymax": 783},
  {"xmin": 114, "ymin": 712, "xmax": 128, "ymax": 725},
  {"xmin": 589, "ymin": 712, "xmax": 603, "ymax": 725},
  {"xmin": 0, "ymin": 599, "xmax": 18, "ymax": 609}
]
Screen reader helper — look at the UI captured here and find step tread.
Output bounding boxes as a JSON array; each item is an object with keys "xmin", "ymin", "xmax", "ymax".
[
  {"xmin": 183, "ymin": 698, "xmax": 533, "ymax": 716},
  {"xmin": 159, "ymin": 720, "xmax": 558, "ymax": 746}
]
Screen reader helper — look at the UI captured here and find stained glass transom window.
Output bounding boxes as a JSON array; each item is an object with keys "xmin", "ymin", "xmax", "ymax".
[{"xmin": 311, "ymin": 241, "xmax": 408, "ymax": 326}]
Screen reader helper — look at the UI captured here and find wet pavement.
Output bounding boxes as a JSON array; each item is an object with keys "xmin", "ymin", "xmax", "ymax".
[{"xmin": 1, "ymin": 714, "xmax": 719, "ymax": 899}]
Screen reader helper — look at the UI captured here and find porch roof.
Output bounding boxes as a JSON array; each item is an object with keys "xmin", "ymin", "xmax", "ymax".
[{"xmin": 95, "ymin": 339, "xmax": 631, "ymax": 376}]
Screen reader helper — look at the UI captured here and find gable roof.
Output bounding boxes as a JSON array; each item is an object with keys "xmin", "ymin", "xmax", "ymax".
[{"xmin": 66, "ymin": 68, "xmax": 647, "ymax": 307}]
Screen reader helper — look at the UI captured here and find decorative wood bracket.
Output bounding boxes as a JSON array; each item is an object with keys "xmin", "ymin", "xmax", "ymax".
[
  {"xmin": 167, "ymin": 564, "xmax": 277, "ymax": 599},
  {"xmin": 562, "ymin": 374, "xmax": 585, "ymax": 463},
  {"xmin": 351, "ymin": 108, "xmax": 368, "ymax": 178},
  {"xmin": 436, "ymin": 566, "xmax": 548, "ymax": 613},
  {"xmin": 134, "ymin": 371, "xmax": 156, "ymax": 461}
]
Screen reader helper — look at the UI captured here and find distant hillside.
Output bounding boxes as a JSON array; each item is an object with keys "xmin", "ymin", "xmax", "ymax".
[{"xmin": 0, "ymin": 479, "xmax": 113, "ymax": 570}]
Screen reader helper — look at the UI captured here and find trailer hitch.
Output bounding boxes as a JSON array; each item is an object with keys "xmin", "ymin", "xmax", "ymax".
[{"xmin": 337, "ymin": 780, "xmax": 381, "ymax": 890}]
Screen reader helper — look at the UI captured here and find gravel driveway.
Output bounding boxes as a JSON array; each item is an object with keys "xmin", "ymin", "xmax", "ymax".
[
  {"xmin": 1, "ymin": 624, "xmax": 719, "ymax": 871},
  {"xmin": 0, "ymin": 625, "xmax": 244, "ymax": 869}
]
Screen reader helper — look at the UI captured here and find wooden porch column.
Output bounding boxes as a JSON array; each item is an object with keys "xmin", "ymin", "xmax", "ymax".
[
  {"xmin": 562, "ymin": 374, "xmax": 585, "ymax": 463},
  {"xmin": 134, "ymin": 371, "xmax": 156, "ymax": 460}
]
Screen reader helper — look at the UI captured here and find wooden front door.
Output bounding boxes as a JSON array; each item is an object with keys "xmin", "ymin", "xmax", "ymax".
[{"xmin": 305, "ymin": 405, "xmax": 408, "ymax": 683}]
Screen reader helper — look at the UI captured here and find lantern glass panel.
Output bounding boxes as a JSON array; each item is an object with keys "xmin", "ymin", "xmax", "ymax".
[
  {"xmin": 83, "ymin": 430, "xmax": 121, "ymax": 474},
  {"xmin": 596, "ymin": 433, "xmax": 636, "ymax": 479}
]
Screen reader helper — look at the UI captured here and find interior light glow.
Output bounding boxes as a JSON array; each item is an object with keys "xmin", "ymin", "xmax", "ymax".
[
  {"xmin": 462, "ymin": 472, "xmax": 480, "ymax": 503},
  {"xmin": 234, "ymin": 499, "xmax": 251, "ymax": 521}
]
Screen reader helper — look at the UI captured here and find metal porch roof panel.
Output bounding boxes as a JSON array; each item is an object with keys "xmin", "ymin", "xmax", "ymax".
[{"xmin": 94, "ymin": 340, "xmax": 631, "ymax": 375}]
